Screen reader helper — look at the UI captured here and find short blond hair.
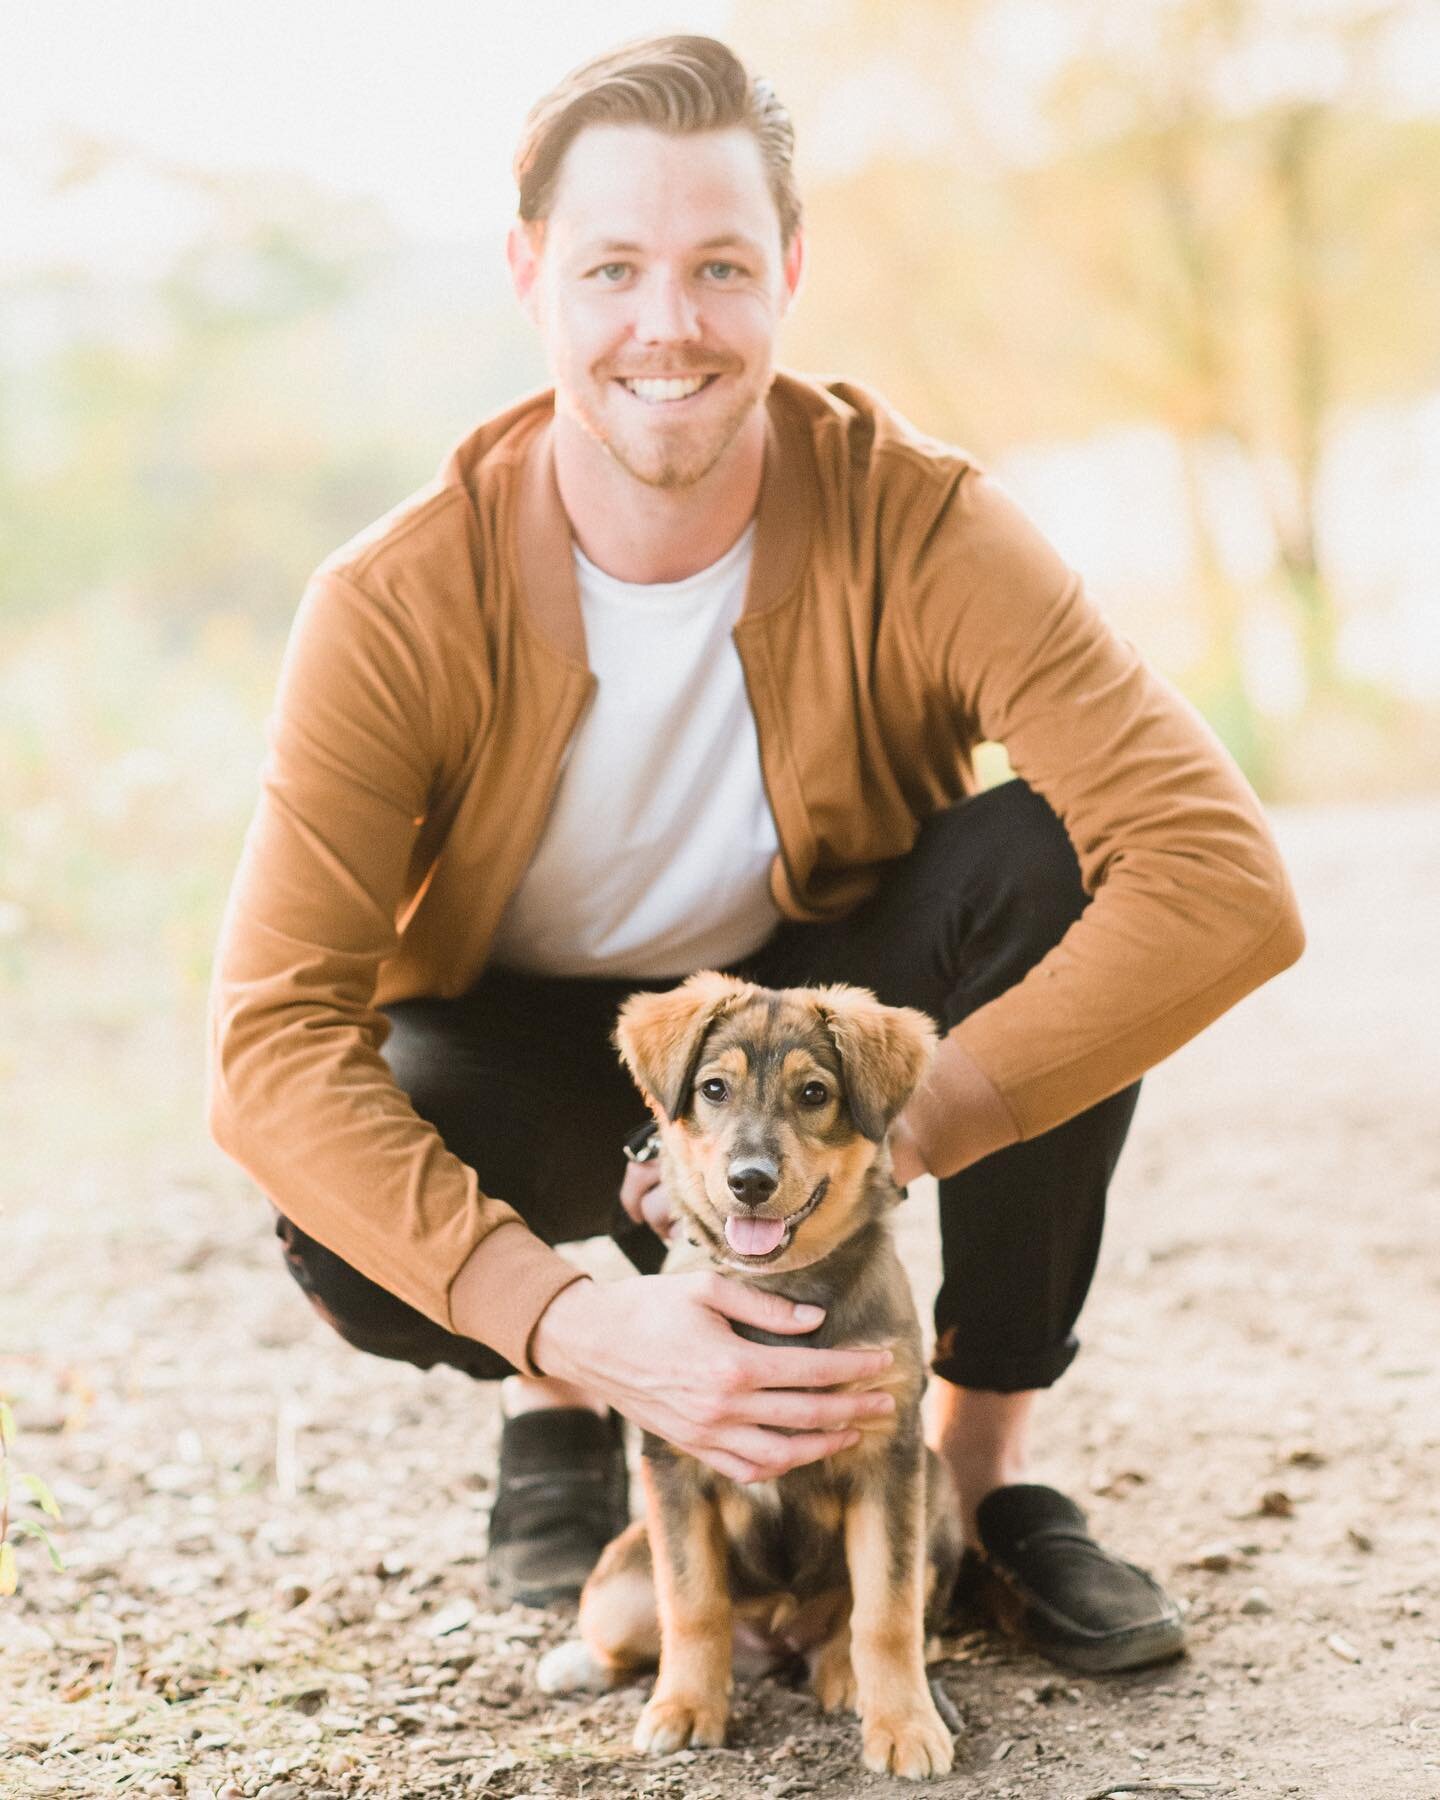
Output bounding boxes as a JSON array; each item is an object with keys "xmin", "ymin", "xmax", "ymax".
[{"xmin": 514, "ymin": 34, "xmax": 801, "ymax": 248}]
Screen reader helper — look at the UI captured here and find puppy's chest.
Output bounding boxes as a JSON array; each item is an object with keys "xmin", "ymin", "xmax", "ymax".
[{"xmin": 716, "ymin": 1470, "xmax": 849, "ymax": 1600}]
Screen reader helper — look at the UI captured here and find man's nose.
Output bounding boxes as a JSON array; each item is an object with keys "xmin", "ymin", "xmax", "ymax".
[
  {"xmin": 634, "ymin": 270, "xmax": 701, "ymax": 344},
  {"xmin": 727, "ymin": 1157, "xmax": 779, "ymax": 1208}
]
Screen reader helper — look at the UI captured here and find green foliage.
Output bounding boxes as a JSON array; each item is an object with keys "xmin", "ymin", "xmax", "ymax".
[
  {"xmin": 0, "ymin": 594, "xmax": 273, "ymax": 995},
  {"xmin": 0, "ymin": 1395, "xmax": 66, "ymax": 1596},
  {"xmin": 0, "ymin": 143, "xmax": 539, "ymax": 641}
]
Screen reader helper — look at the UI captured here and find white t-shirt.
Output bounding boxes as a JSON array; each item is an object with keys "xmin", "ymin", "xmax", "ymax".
[{"xmin": 488, "ymin": 521, "xmax": 782, "ymax": 978}]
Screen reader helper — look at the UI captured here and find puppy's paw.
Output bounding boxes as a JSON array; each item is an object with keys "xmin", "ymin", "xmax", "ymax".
[
  {"xmin": 634, "ymin": 1691, "xmax": 728, "ymax": 1755},
  {"xmin": 860, "ymin": 1697, "xmax": 955, "ymax": 1780},
  {"xmin": 809, "ymin": 1636, "xmax": 857, "ymax": 1714}
]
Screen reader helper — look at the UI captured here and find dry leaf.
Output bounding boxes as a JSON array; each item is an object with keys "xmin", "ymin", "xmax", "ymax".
[{"xmin": 425, "ymin": 1598, "xmax": 476, "ymax": 1637}]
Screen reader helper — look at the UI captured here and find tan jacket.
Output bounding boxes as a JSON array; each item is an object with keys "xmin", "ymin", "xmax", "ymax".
[{"xmin": 208, "ymin": 373, "xmax": 1304, "ymax": 1373}]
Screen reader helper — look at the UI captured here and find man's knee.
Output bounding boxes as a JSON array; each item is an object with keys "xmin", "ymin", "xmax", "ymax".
[
  {"xmin": 274, "ymin": 1212, "xmax": 511, "ymax": 1380},
  {"xmin": 928, "ymin": 780, "xmax": 1088, "ymax": 961},
  {"xmin": 379, "ymin": 997, "xmax": 476, "ymax": 1134}
]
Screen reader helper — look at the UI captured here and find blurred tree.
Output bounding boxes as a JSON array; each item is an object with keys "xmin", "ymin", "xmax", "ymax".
[
  {"xmin": 740, "ymin": 0, "xmax": 1440, "ymax": 761},
  {"xmin": 0, "ymin": 141, "xmax": 395, "ymax": 632},
  {"xmin": 0, "ymin": 141, "xmax": 534, "ymax": 638},
  {"xmin": 1026, "ymin": 0, "xmax": 1440, "ymax": 735}
]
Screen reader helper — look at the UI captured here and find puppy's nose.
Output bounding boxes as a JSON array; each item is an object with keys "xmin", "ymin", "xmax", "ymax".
[{"xmin": 727, "ymin": 1158, "xmax": 779, "ymax": 1207}]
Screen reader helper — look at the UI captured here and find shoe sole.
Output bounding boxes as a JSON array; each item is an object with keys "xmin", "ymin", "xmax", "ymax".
[{"xmin": 1027, "ymin": 1615, "xmax": 1187, "ymax": 1674}]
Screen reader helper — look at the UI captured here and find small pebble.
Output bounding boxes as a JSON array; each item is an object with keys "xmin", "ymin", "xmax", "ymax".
[{"xmin": 1241, "ymin": 1587, "xmax": 1274, "ymax": 1615}]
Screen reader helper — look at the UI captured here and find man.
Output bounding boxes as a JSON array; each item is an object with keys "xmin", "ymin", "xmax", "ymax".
[{"xmin": 209, "ymin": 35, "xmax": 1304, "ymax": 1672}]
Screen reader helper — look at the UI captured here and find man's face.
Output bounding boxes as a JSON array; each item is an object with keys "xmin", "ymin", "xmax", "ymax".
[{"xmin": 510, "ymin": 123, "xmax": 802, "ymax": 491}]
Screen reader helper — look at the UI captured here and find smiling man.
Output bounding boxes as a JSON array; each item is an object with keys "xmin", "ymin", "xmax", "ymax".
[
  {"xmin": 210, "ymin": 36, "xmax": 1304, "ymax": 1675},
  {"xmin": 521, "ymin": 129, "xmax": 795, "ymax": 500}
]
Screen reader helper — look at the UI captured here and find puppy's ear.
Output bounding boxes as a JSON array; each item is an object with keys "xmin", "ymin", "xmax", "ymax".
[
  {"xmin": 813, "ymin": 985, "xmax": 939, "ymax": 1142},
  {"xmin": 614, "ymin": 972, "xmax": 755, "ymax": 1122}
]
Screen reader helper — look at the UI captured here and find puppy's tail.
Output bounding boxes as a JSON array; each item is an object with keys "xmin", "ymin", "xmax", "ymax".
[{"xmin": 535, "ymin": 1637, "xmax": 622, "ymax": 1695}]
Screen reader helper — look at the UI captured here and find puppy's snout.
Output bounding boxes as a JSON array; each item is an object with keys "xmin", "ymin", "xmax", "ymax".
[{"xmin": 726, "ymin": 1157, "xmax": 779, "ymax": 1208}]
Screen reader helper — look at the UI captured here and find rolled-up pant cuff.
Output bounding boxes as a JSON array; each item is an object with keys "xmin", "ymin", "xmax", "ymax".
[{"xmin": 929, "ymin": 1330, "xmax": 1080, "ymax": 1394}]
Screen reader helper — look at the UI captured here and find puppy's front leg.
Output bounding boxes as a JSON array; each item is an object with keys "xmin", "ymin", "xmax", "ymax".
[
  {"xmin": 634, "ymin": 1454, "xmax": 732, "ymax": 1755},
  {"xmin": 844, "ymin": 1447, "xmax": 955, "ymax": 1779}
]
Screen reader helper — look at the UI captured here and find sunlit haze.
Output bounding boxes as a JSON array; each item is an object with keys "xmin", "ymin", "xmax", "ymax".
[{"xmin": 1, "ymin": 0, "xmax": 734, "ymax": 268}]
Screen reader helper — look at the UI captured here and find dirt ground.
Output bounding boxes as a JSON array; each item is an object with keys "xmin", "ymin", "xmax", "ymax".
[{"xmin": 2, "ymin": 800, "xmax": 1438, "ymax": 1800}]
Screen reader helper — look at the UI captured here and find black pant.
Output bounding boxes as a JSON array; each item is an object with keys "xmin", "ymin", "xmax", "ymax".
[{"xmin": 276, "ymin": 780, "xmax": 1140, "ymax": 1392}]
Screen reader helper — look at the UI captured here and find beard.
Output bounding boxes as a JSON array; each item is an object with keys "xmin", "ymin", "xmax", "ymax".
[{"xmin": 567, "ymin": 354, "xmax": 769, "ymax": 491}]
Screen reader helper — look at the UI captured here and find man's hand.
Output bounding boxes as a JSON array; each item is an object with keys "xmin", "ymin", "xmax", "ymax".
[
  {"xmin": 619, "ymin": 1156, "xmax": 676, "ymax": 1240},
  {"xmin": 531, "ymin": 1273, "xmax": 897, "ymax": 1485}
]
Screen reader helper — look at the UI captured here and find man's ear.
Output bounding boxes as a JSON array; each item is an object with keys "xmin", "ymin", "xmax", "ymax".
[
  {"xmin": 781, "ymin": 227, "xmax": 805, "ymax": 310},
  {"xmin": 614, "ymin": 972, "xmax": 755, "ymax": 1122},
  {"xmin": 812, "ymin": 985, "xmax": 938, "ymax": 1142},
  {"xmin": 507, "ymin": 219, "xmax": 544, "ymax": 321}
]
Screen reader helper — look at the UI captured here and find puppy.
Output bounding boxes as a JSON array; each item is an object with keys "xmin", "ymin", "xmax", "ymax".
[{"xmin": 537, "ymin": 973, "xmax": 962, "ymax": 1780}]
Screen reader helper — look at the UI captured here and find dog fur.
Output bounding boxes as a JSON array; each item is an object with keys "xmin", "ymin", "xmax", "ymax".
[{"xmin": 536, "ymin": 973, "xmax": 962, "ymax": 1779}]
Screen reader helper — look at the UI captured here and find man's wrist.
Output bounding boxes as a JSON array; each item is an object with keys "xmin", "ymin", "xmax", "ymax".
[
  {"xmin": 887, "ymin": 1115, "xmax": 929, "ymax": 1188},
  {"xmin": 529, "ymin": 1276, "xmax": 593, "ymax": 1380},
  {"xmin": 904, "ymin": 1038, "xmax": 1020, "ymax": 1180},
  {"xmin": 447, "ymin": 1226, "xmax": 593, "ymax": 1374}
]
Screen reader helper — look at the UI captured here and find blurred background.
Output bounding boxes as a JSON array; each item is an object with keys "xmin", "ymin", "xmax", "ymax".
[{"xmin": 2, "ymin": 0, "xmax": 1438, "ymax": 1231}]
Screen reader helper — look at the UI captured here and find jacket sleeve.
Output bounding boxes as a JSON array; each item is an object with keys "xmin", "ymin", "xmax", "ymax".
[
  {"xmin": 900, "ymin": 466, "xmax": 1305, "ymax": 1160},
  {"xmin": 206, "ymin": 570, "xmax": 585, "ymax": 1371}
]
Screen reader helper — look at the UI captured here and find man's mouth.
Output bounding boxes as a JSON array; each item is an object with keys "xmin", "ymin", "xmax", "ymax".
[
  {"xmin": 616, "ymin": 374, "xmax": 719, "ymax": 405},
  {"xmin": 722, "ymin": 1178, "xmax": 829, "ymax": 1263}
]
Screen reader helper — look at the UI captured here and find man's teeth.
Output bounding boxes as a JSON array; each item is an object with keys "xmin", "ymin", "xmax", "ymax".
[{"xmin": 621, "ymin": 375, "xmax": 710, "ymax": 403}]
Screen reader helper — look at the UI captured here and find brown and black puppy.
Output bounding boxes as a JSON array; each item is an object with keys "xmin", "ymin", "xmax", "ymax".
[{"xmin": 537, "ymin": 973, "xmax": 963, "ymax": 1780}]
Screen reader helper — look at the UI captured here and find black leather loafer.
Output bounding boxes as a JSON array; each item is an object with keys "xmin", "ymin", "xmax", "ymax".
[
  {"xmin": 485, "ymin": 1407, "xmax": 629, "ymax": 1609},
  {"xmin": 957, "ymin": 1483, "xmax": 1186, "ymax": 1674}
]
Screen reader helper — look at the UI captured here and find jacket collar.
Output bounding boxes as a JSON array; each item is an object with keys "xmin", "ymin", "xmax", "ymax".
[{"xmin": 511, "ymin": 379, "xmax": 820, "ymax": 668}]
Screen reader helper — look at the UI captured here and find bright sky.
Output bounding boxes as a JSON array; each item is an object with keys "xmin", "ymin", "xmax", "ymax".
[
  {"xmin": 1, "ymin": 0, "xmax": 733, "ymax": 261},
  {"xmin": 7, "ymin": 0, "xmax": 1438, "ymax": 276}
]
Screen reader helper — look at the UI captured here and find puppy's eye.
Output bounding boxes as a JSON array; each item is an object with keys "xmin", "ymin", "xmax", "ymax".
[
  {"xmin": 799, "ymin": 1081, "xmax": 831, "ymax": 1108},
  {"xmin": 699, "ymin": 1077, "xmax": 729, "ymax": 1104}
]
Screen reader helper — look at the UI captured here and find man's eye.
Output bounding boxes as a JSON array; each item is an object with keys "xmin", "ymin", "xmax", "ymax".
[
  {"xmin": 704, "ymin": 260, "xmax": 741, "ymax": 280},
  {"xmin": 799, "ymin": 1082, "xmax": 830, "ymax": 1108},
  {"xmin": 699, "ymin": 1078, "xmax": 729, "ymax": 1104},
  {"xmin": 593, "ymin": 262, "xmax": 630, "ymax": 282}
]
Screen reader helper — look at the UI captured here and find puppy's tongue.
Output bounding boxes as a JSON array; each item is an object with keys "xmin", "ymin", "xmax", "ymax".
[{"xmin": 725, "ymin": 1214, "xmax": 787, "ymax": 1257}]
